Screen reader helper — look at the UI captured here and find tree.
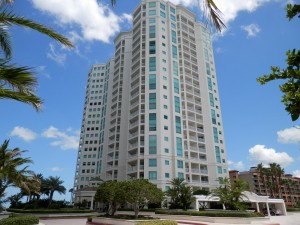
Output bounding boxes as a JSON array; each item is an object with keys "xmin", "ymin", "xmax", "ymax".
[
  {"xmin": 166, "ymin": 178, "xmax": 195, "ymax": 210},
  {"xmin": 94, "ymin": 180, "xmax": 126, "ymax": 216},
  {"xmin": 124, "ymin": 179, "xmax": 164, "ymax": 218},
  {"xmin": 7, "ymin": 192, "xmax": 23, "ymax": 208},
  {"xmin": 0, "ymin": 139, "xmax": 38, "ymax": 200},
  {"xmin": 0, "ymin": 1, "xmax": 74, "ymax": 111},
  {"xmin": 43, "ymin": 176, "xmax": 66, "ymax": 205},
  {"xmin": 257, "ymin": 4, "xmax": 300, "ymax": 121}
]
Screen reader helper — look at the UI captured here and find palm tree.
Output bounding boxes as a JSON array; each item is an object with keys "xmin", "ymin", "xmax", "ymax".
[
  {"xmin": 0, "ymin": 1, "xmax": 74, "ymax": 111},
  {"xmin": 0, "ymin": 139, "xmax": 38, "ymax": 199},
  {"xmin": 43, "ymin": 176, "xmax": 66, "ymax": 205}
]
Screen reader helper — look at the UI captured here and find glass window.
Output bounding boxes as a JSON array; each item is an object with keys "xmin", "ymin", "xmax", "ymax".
[
  {"xmin": 149, "ymin": 57, "xmax": 156, "ymax": 71},
  {"xmin": 149, "ymin": 159, "xmax": 157, "ymax": 167},
  {"xmin": 160, "ymin": 3, "xmax": 165, "ymax": 10},
  {"xmin": 165, "ymin": 173, "xmax": 170, "ymax": 178},
  {"xmin": 211, "ymin": 109, "xmax": 216, "ymax": 124},
  {"xmin": 209, "ymin": 93, "xmax": 214, "ymax": 107},
  {"xmin": 174, "ymin": 78, "xmax": 179, "ymax": 94},
  {"xmin": 170, "ymin": 6, "xmax": 176, "ymax": 14},
  {"xmin": 149, "ymin": 135, "xmax": 157, "ymax": 154},
  {"xmin": 206, "ymin": 62, "xmax": 211, "ymax": 75},
  {"xmin": 164, "ymin": 126, "xmax": 168, "ymax": 130},
  {"xmin": 164, "ymin": 105, "xmax": 168, "ymax": 109},
  {"xmin": 164, "ymin": 136, "xmax": 169, "ymax": 141},
  {"xmin": 149, "ymin": 74, "xmax": 156, "ymax": 90},
  {"xmin": 213, "ymin": 127, "xmax": 219, "ymax": 143},
  {"xmin": 149, "ymin": 171, "xmax": 157, "ymax": 180},
  {"xmin": 176, "ymin": 137, "xmax": 183, "ymax": 156},
  {"xmin": 178, "ymin": 172, "xmax": 184, "ymax": 179},
  {"xmin": 149, "ymin": 18, "xmax": 156, "ymax": 24},
  {"xmin": 170, "ymin": 14, "xmax": 176, "ymax": 21},
  {"xmin": 174, "ymin": 96, "xmax": 180, "ymax": 113},
  {"xmin": 160, "ymin": 11, "xmax": 166, "ymax": 18},
  {"xmin": 177, "ymin": 160, "xmax": 183, "ymax": 168},
  {"xmin": 149, "ymin": 2, "xmax": 156, "ymax": 8},
  {"xmin": 215, "ymin": 146, "xmax": 221, "ymax": 163},
  {"xmin": 149, "ymin": 10, "xmax": 156, "ymax": 16},
  {"xmin": 149, "ymin": 25, "xmax": 156, "ymax": 38},
  {"xmin": 175, "ymin": 116, "xmax": 181, "ymax": 134},
  {"xmin": 172, "ymin": 45, "xmax": 178, "ymax": 59},
  {"xmin": 165, "ymin": 160, "xmax": 169, "ymax": 165},
  {"xmin": 207, "ymin": 77, "xmax": 212, "ymax": 91},
  {"xmin": 171, "ymin": 30, "xmax": 177, "ymax": 43},
  {"xmin": 164, "ymin": 115, "xmax": 168, "ymax": 119},
  {"xmin": 149, "ymin": 113, "xmax": 157, "ymax": 131},
  {"xmin": 149, "ymin": 93, "xmax": 156, "ymax": 109},
  {"xmin": 217, "ymin": 166, "xmax": 222, "ymax": 174},
  {"xmin": 173, "ymin": 61, "xmax": 178, "ymax": 76},
  {"xmin": 149, "ymin": 41, "xmax": 156, "ymax": 54}
]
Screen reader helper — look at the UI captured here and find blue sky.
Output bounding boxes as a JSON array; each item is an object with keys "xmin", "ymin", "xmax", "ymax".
[{"xmin": 1, "ymin": 0, "xmax": 300, "ymax": 201}]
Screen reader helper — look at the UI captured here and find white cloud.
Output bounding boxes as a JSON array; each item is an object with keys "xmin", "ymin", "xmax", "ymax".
[
  {"xmin": 241, "ymin": 24, "xmax": 260, "ymax": 37},
  {"xmin": 47, "ymin": 43, "xmax": 67, "ymax": 65},
  {"xmin": 32, "ymin": 0, "xmax": 128, "ymax": 43},
  {"xmin": 42, "ymin": 126, "xmax": 79, "ymax": 150},
  {"xmin": 293, "ymin": 170, "xmax": 300, "ymax": 178},
  {"xmin": 228, "ymin": 160, "xmax": 245, "ymax": 170},
  {"xmin": 51, "ymin": 166, "xmax": 63, "ymax": 172},
  {"xmin": 249, "ymin": 144, "xmax": 294, "ymax": 167},
  {"xmin": 10, "ymin": 126, "xmax": 37, "ymax": 142},
  {"xmin": 277, "ymin": 126, "xmax": 300, "ymax": 144}
]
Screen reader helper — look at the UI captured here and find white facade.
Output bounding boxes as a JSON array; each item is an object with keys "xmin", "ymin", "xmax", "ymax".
[{"xmin": 73, "ymin": 0, "xmax": 228, "ymax": 198}]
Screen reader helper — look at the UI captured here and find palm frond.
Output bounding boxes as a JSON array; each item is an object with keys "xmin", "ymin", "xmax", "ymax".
[
  {"xmin": 0, "ymin": 0, "xmax": 13, "ymax": 7},
  {"xmin": 0, "ymin": 24, "xmax": 11, "ymax": 59},
  {"xmin": 203, "ymin": 0, "xmax": 226, "ymax": 32},
  {"xmin": 0, "ymin": 10, "xmax": 74, "ymax": 48}
]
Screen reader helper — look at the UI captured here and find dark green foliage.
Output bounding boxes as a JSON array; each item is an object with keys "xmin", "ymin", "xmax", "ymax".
[
  {"xmin": 6, "ymin": 208, "xmax": 93, "ymax": 213},
  {"xmin": 98, "ymin": 214, "xmax": 154, "ymax": 220},
  {"xmin": 193, "ymin": 189, "xmax": 211, "ymax": 195},
  {"xmin": 87, "ymin": 216, "xmax": 92, "ymax": 222},
  {"xmin": 257, "ymin": 4, "xmax": 300, "ymax": 121},
  {"xmin": 0, "ymin": 215, "xmax": 39, "ymax": 225},
  {"xmin": 287, "ymin": 208, "xmax": 300, "ymax": 211},
  {"xmin": 9, "ymin": 199, "xmax": 69, "ymax": 209},
  {"xmin": 155, "ymin": 209, "xmax": 264, "ymax": 217},
  {"xmin": 166, "ymin": 178, "xmax": 195, "ymax": 210},
  {"xmin": 136, "ymin": 221, "xmax": 177, "ymax": 225}
]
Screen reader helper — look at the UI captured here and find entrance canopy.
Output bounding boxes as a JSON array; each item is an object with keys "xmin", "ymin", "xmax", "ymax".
[{"xmin": 194, "ymin": 191, "xmax": 287, "ymax": 216}]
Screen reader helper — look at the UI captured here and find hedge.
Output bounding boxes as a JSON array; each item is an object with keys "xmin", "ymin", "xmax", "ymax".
[
  {"xmin": 155, "ymin": 210, "xmax": 263, "ymax": 217},
  {"xmin": 6, "ymin": 208, "xmax": 93, "ymax": 214},
  {"xmin": 0, "ymin": 215, "xmax": 39, "ymax": 225},
  {"xmin": 287, "ymin": 208, "xmax": 300, "ymax": 212},
  {"xmin": 136, "ymin": 221, "xmax": 177, "ymax": 225}
]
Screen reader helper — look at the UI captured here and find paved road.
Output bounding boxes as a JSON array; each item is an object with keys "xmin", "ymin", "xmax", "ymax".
[{"xmin": 40, "ymin": 212, "xmax": 300, "ymax": 225}]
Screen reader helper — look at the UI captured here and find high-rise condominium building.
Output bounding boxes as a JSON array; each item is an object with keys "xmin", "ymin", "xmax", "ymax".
[{"xmin": 73, "ymin": 0, "xmax": 228, "ymax": 203}]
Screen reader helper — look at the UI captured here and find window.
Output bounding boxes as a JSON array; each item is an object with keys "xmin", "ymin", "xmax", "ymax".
[
  {"xmin": 149, "ymin": 93, "xmax": 156, "ymax": 109},
  {"xmin": 173, "ymin": 61, "xmax": 178, "ymax": 76},
  {"xmin": 149, "ymin": 41, "xmax": 156, "ymax": 54},
  {"xmin": 164, "ymin": 148, "xmax": 169, "ymax": 153},
  {"xmin": 170, "ymin": 6, "xmax": 176, "ymax": 14},
  {"xmin": 164, "ymin": 126, "xmax": 168, "ymax": 130},
  {"xmin": 149, "ymin": 113, "xmax": 157, "ymax": 131},
  {"xmin": 176, "ymin": 137, "xmax": 183, "ymax": 156},
  {"xmin": 149, "ymin": 10, "xmax": 156, "ymax": 16},
  {"xmin": 164, "ymin": 115, "xmax": 168, "ymax": 119},
  {"xmin": 211, "ymin": 109, "xmax": 216, "ymax": 124},
  {"xmin": 175, "ymin": 116, "xmax": 181, "ymax": 134},
  {"xmin": 170, "ymin": 14, "xmax": 176, "ymax": 21},
  {"xmin": 172, "ymin": 45, "xmax": 178, "ymax": 59},
  {"xmin": 149, "ymin": 25, "xmax": 156, "ymax": 38},
  {"xmin": 164, "ymin": 136, "xmax": 169, "ymax": 141},
  {"xmin": 163, "ymin": 76, "xmax": 167, "ymax": 80},
  {"xmin": 217, "ymin": 166, "xmax": 222, "ymax": 174},
  {"xmin": 163, "ymin": 95, "xmax": 167, "ymax": 99},
  {"xmin": 149, "ymin": 159, "xmax": 157, "ymax": 167},
  {"xmin": 164, "ymin": 105, "xmax": 168, "ymax": 109},
  {"xmin": 206, "ymin": 62, "xmax": 211, "ymax": 75},
  {"xmin": 149, "ymin": 171, "xmax": 157, "ymax": 180},
  {"xmin": 160, "ymin": 3, "xmax": 165, "ymax": 10},
  {"xmin": 174, "ymin": 96, "xmax": 180, "ymax": 113},
  {"xmin": 171, "ymin": 30, "xmax": 177, "ymax": 43},
  {"xmin": 149, "ymin": 74, "xmax": 156, "ymax": 90},
  {"xmin": 160, "ymin": 11, "xmax": 166, "ymax": 18},
  {"xmin": 174, "ymin": 78, "xmax": 179, "ymax": 94},
  {"xmin": 165, "ymin": 173, "xmax": 170, "ymax": 178},
  {"xmin": 149, "ymin": 135, "xmax": 157, "ymax": 154},
  {"xmin": 178, "ymin": 172, "xmax": 184, "ymax": 179},
  {"xmin": 149, "ymin": 2, "xmax": 156, "ymax": 8},
  {"xmin": 209, "ymin": 93, "xmax": 214, "ymax": 107},
  {"xmin": 149, "ymin": 18, "xmax": 156, "ymax": 23},
  {"xmin": 165, "ymin": 160, "xmax": 169, "ymax": 165},
  {"xmin": 149, "ymin": 57, "xmax": 156, "ymax": 72},
  {"xmin": 177, "ymin": 160, "xmax": 183, "ymax": 168},
  {"xmin": 207, "ymin": 77, "xmax": 212, "ymax": 91},
  {"xmin": 215, "ymin": 146, "xmax": 221, "ymax": 163},
  {"xmin": 213, "ymin": 127, "xmax": 219, "ymax": 143},
  {"xmin": 163, "ymin": 85, "xmax": 167, "ymax": 89}
]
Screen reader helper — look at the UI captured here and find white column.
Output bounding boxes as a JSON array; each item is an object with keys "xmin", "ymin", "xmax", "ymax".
[
  {"xmin": 256, "ymin": 202, "xmax": 260, "ymax": 212},
  {"xmin": 90, "ymin": 196, "xmax": 94, "ymax": 210},
  {"xmin": 266, "ymin": 202, "xmax": 270, "ymax": 217},
  {"xmin": 195, "ymin": 200, "xmax": 199, "ymax": 210}
]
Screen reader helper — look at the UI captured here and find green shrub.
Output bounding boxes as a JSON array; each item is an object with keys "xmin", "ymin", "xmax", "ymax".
[
  {"xmin": 136, "ymin": 221, "xmax": 177, "ymax": 225},
  {"xmin": 155, "ymin": 209, "xmax": 263, "ymax": 217},
  {"xmin": 87, "ymin": 216, "xmax": 92, "ymax": 222},
  {"xmin": 6, "ymin": 208, "xmax": 93, "ymax": 214},
  {"xmin": 287, "ymin": 208, "xmax": 300, "ymax": 212},
  {"xmin": 0, "ymin": 215, "xmax": 39, "ymax": 225}
]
